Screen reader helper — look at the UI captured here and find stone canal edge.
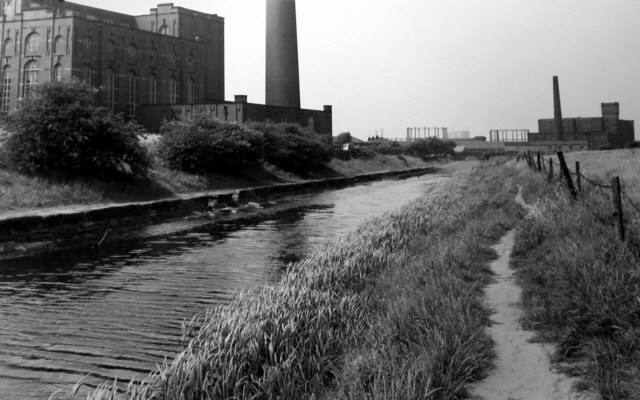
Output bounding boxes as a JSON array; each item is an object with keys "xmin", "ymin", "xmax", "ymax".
[{"xmin": 0, "ymin": 167, "xmax": 435, "ymax": 259}]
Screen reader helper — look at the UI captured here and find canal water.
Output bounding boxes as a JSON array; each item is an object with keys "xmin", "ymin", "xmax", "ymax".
[{"xmin": 0, "ymin": 172, "xmax": 445, "ymax": 399}]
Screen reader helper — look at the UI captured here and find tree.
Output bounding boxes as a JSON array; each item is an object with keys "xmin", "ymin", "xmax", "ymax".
[
  {"xmin": 247, "ymin": 122, "xmax": 332, "ymax": 175},
  {"xmin": 405, "ymin": 138, "xmax": 455, "ymax": 157},
  {"xmin": 2, "ymin": 79, "xmax": 150, "ymax": 179},
  {"xmin": 157, "ymin": 115, "xmax": 265, "ymax": 174},
  {"xmin": 335, "ymin": 132, "xmax": 352, "ymax": 145}
]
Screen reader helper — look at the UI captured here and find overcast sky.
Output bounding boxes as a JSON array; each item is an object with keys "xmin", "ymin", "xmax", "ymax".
[{"xmin": 72, "ymin": 0, "xmax": 640, "ymax": 140}]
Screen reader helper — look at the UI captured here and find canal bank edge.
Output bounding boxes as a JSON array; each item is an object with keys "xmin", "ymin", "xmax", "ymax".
[{"xmin": 0, "ymin": 167, "xmax": 435, "ymax": 259}]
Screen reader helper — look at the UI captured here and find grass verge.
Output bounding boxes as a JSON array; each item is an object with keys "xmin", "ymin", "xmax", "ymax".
[
  {"xmin": 58, "ymin": 161, "xmax": 523, "ymax": 400},
  {"xmin": 511, "ymin": 155, "xmax": 640, "ymax": 399},
  {"xmin": 0, "ymin": 154, "xmax": 429, "ymax": 214}
]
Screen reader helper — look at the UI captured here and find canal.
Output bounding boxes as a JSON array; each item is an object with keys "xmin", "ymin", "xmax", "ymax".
[{"xmin": 0, "ymin": 171, "xmax": 447, "ymax": 399}]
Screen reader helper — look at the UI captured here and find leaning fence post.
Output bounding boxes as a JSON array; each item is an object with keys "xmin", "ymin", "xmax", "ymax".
[
  {"xmin": 537, "ymin": 152, "xmax": 542, "ymax": 172},
  {"xmin": 611, "ymin": 176, "xmax": 625, "ymax": 241},
  {"xmin": 548, "ymin": 158, "xmax": 553, "ymax": 181},
  {"xmin": 575, "ymin": 161, "xmax": 582, "ymax": 193},
  {"xmin": 557, "ymin": 152, "xmax": 577, "ymax": 200}
]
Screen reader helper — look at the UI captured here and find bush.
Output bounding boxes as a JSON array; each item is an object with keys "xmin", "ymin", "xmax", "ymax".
[
  {"xmin": 248, "ymin": 122, "xmax": 332, "ymax": 175},
  {"xmin": 1, "ymin": 79, "xmax": 150, "ymax": 179},
  {"xmin": 372, "ymin": 140, "xmax": 403, "ymax": 155},
  {"xmin": 157, "ymin": 115, "xmax": 265, "ymax": 174},
  {"xmin": 405, "ymin": 138, "xmax": 456, "ymax": 157},
  {"xmin": 335, "ymin": 132, "xmax": 352, "ymax": 145},
  {"xmin": 371, "ymin": 138, "xmax": 455, "ymax": 158}
]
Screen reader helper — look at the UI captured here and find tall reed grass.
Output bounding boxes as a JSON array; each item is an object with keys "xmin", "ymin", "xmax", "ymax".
[
  {"xmin": 58, "ymin": 162, "xmax": 524, "ymax": 400},
  {"xmin": 513, "ymin": 152, "xmax": 640, "ymax": 399}
]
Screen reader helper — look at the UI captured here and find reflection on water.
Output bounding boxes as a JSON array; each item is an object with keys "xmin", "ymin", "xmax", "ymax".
[{"xmin": 0, "ymin": 174, "xmax": 441, "ymax": 399}]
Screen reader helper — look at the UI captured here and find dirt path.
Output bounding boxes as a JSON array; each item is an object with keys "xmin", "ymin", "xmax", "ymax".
[{"xmin": 468, "ymin": 188, "xmax": 595, "ymax": 400}]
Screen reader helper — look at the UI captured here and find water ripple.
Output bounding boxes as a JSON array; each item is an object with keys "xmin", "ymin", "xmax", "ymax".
[{"xmin": 0, "ymin": 175, "xmax": 439, "ymax": 399}]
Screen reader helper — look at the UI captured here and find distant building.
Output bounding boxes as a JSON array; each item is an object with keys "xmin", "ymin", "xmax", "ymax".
[
  {"xmin": 447, "ymin": 130, "xmax": 470, "ymax": 139},
  {"xmin": 504, "ymin": 141, "xmax": 588, "ymax": 153},
  {"xmin": 488, "ymin": 129, "xmax": 529, "ymax": 142},
  {"xmin": 451, "ymin": 139, "xmax": 505, "ymax": 159},
  {"xmin": 529, "ymin": 102, "xmax": 634, "ymax": 150}
]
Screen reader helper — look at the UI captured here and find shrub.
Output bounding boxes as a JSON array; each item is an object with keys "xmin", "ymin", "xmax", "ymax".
[
  {"xmin": 1, "ymin": 79, "xmax": 150, "ymax": 179},
  {"xmin": 372, "ymin": 140, "xmax": 403, "ymax": 155},
  {"xmin": 371, "ymin": 138, "xmax": 455, "ymax": 158},
  {"xmin": 157, "ymin": 115, "xmax": 265, "ymax": 174},
  {"xmin": 248, "ymin": 122, "xmax": 332, "ymax": 175},
  {"xmin": 405, "ymin": 138, "xmax": 456, "ymax": 157},
  {"xmin": 335, "ymin": 132, "xmax": 352, "ymax": 145}
]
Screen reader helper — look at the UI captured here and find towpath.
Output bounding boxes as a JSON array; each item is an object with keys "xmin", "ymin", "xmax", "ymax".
[{"xmin": 468, "ymin": 188, "xmax": 597, "ymax": 400}]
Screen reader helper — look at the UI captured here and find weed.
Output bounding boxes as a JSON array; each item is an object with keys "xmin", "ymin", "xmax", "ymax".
[
  {"xmin": 513, "ymin": 150, "xmax": 640, "ymax": 399},
  {"xmin": 59, "ymin": 162, "xmax": 523, "ymax": 400}
]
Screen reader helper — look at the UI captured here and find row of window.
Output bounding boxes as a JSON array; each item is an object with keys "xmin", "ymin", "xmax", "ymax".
[
  {"xmin": 0, "ymin": 61, "xmax": 64, "ymax": 111},
  {"xmin": 3, "ymin": 33, "xmax": 47, "ymax": 55},
  {"xmin": 0, "ymin": 62, "xmax": 197, "ymax": 114},
  {"xmin": 3, "ymin": 33, "xmax": 196, "ymax": 66},
  {"xmin": 105, "ymin": 71, "xmax": 197, "ymax": 115}
]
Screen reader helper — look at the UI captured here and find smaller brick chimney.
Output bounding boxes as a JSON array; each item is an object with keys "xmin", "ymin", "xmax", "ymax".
[{"xmin": 553, "ymin": 76, "xmax": 564, "ymax": 141}]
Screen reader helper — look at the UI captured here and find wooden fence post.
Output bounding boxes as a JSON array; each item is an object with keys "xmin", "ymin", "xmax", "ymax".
[
  {"xmin": 611, "ymin": 176, "xmax": 625, "ymax": 241},
  {"xmin": 528, "ymin": 151, "xmax": 535, "ymax": 170},
  {"xmin": 558, "ymin": 159, "xmax": 563, "ymax": 180},
  {"xmin": 548, "ymin": 158, "xmax": 553, "ymax": 181},
  {"xmin": 537, "ymin": 152, "xmax": 542, "ymax": 172},
  {"xmin": 575, "ymin": 161, "xmax": 581, "ymax": 193},
  {"xmin": 557, "ymin": 152, "xmax": 577, "ymax": 200}
]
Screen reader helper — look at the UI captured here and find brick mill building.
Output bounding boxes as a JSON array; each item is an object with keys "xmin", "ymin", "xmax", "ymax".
[
  {"xmin": 487, "ymin": 77, "xmax": 635, "ymax": 152},
  {"xmin": 0, "ymin": 0, "xmax": 224, "ymax": 118},
  {"xmin": 530, "ymin": 102, "xmax": 635, "ymax": 150},
  {"xmin": 0, "ymin": 0, "xmax": 332, "ymax": 135}
]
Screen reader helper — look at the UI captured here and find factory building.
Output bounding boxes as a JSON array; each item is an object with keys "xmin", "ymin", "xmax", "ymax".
[
  {"xmin": 0, "ymin": 0, "xmax": 224, "ymax": 117},
  {"xmin": 0, "ymin": 0, "xmax": 332, "ymax": 135},
  {"xmin": 140, "ymin": 95, "xmax": 333, "ymax": 135},
  {"xmin": 529, "ymin": 102, "xmax": 635, "ymax": 150}
]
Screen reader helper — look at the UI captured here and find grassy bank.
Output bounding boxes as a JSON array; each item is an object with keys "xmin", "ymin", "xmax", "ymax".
[
  {"xmin": 0, "ymin": 153, "xmax": 429, "ymax": 214},
  {"xmin": 63, "ymin": 162, "xmax": 524, "ymax": 400},
  {"xmin": 511, "ymin": 150, "xmax": 640, "ymax": 399}
]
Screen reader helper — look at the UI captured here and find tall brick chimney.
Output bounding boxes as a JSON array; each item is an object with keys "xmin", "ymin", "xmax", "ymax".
[
  {"xmin": 553, "ymin": 76, "xmax": 564, "ymax": 141},
  {"xmin": 266, "ymin": 0, "xmax": 301, "ymax": 108}
]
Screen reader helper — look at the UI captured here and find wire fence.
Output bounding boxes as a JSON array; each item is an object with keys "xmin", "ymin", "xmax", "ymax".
[{"xmin": 519, "ymin": 150, "xmax": 636, "ymax": 242}]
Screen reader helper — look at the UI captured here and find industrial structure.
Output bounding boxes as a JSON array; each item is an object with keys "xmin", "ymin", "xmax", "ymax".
[
  {"xmin": 529, "ymin": 102, "xmax": 634, "ymax": 149},
  {"xmin": 0, "ymin": 0, "xmax": 332, "ymax": 135},
  {"xmin": 0, "ymin": 0, "xmax": 225, "ymax": 116},
  {"xmin": 484, "ymin": 76, "xmax": 634, "ymax": 153},
  {"xmin": 405, "ymin": 126, "xmax": 448, "ymax": 141},
  {"xmin": 265, "ymin": 0, "xmax": 300, "ymax": 109},
  {"xmin": 489, "ymin": 129, "xmax": 529, "ymax": 142},
  {"xmin": 140, "ymin": 95, "xmax": 333, "ymax": 134}
]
